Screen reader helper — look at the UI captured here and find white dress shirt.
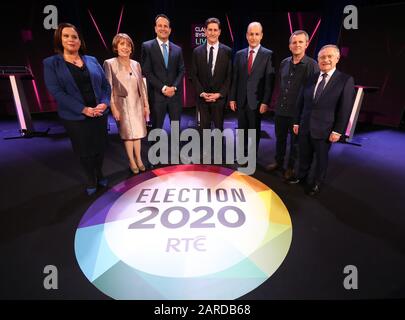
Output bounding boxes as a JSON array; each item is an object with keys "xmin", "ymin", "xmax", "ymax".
[
  {"xmin": 156, "ymin": 38, "xmax": 175, "ymax": 92},
  {"xmin": 156, "ymin": 37, "xmax": 169, "ymax": 56},
  {"xmin": 206, "ymin": 41, "xmax": 219, "ymax": 76},
  {"xmin": 313, "ymin": 67, "xmax": 341, "ymax": 136},
  {"xmin": 248, "ymin": 44, "xmax": 261, "ymax": 66},
  {"xmin": 313, "ymin": 67, "xmax": 336, "ymax": 99}
]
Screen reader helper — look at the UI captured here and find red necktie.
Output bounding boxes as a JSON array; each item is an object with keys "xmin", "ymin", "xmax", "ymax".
[{"xmin": 248, "ymin": 49, "xmax": 254, "ymax": 75}]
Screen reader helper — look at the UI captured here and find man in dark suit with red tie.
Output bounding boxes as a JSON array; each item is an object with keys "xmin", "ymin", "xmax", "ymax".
[
  {"xmin": 191, "ymin": 17, "xmax": 232, "ymax": 131},
  {"xmin": 229, "ymin": 22, "xmax": 275, "ymax": 157},
  {"xmin": 141, "ymin": 14, "xmax": 185, "ymax": 130},
  {"xmin": 288, "ymin": 45, "xmax": 355, "ymax": 195}
]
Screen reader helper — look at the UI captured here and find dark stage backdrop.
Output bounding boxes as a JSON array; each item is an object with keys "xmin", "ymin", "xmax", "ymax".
[{"xmin": 0, "ymin": 1, "xmax": 404, "ymax": 127}]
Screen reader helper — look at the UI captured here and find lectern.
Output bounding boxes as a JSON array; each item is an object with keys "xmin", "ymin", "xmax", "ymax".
[
  {"xmin": 0, "ymin": 66, "xmax": 49, "ymax": 139},
  {"xmin": 344, "ymin": 85, "xmax": 379, "ymax": 145}
]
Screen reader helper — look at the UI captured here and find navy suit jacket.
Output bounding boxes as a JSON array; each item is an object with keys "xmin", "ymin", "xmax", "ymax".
[
  {"xmin": 141, "ymin": 39, "xmax": 185, "ymax": 105},
  {"xmin": 43, "ymin": 54, "xmax": 110, "ymax": 120},
  {"xmin": 191, "ymin": 43, "xmax": 232, "ymax": 98},
  {"xmin": 296, "ymin": 69, "xmax": 355, "ymax": 139},
  {"xmin": 230, "ymin": 46, "xmax": 275, "ymax": 110}
]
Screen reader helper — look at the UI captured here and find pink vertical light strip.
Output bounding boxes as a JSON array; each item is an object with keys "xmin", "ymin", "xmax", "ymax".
[
  {"xmin": 116, "ymin": 5, "xmax": 125, "ymax": 34},
  {"xmin": 287, "ymin": 12, "xmax": 293, "ymax": 34},
  {"xmin": 31, "ymin": 80, "xmax": 43, "ymax": 111},
  {"xmin": 27, "ymin": 62, "xmax": 43, "ymax": 111},
  {"xmin": 225, "ymin": 14, "xmax": 234, "ymax": 43},
  {"xmin": 308, "ymin": 18, "xmax": 321, "ymax": 45},
  {"xmin": 183, "ymin": 76, "xmax": 187, "ymax": 106},
  {"xmin": 88, "ymin": 9, "xmax": 108, "ymax": 50}
]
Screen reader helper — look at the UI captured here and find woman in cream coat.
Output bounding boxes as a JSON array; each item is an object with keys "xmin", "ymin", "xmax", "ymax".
[{"xmin": 104, "ymin": 33, "xmax": 150, "ymax": 174}]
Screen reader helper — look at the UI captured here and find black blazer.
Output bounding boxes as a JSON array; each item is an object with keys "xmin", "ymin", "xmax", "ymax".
[
  {"xmin": 230, "ymin": 46, "xmax": 275, "ymax": 110},
  {"xmin": 141, "ymin": 39, "xmax": 185, "ymax": 104},
  {"xmin": 296, "ymin": 69, "xmax": 355, "ymax": 139},
  {"xmin": 191, "ymin": 43, "xmax": 232, "ymax": 98}
]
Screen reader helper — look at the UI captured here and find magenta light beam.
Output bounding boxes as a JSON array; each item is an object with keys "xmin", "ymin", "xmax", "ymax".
[
  {"xmin": 117, "ymin": 5, "xmax": 125, "ymax": 34},
  {"xmin": 88, "ymin": 9, "xmax": 108, "ymax": 50},
  {"xmin": 287, "ymin": 12, "xmax": 293, "ymax": 34},
  {"xmin": 225, "ymin": 14, "xmax": 234, "ymax": 43},
  {"xmin": 27, "ymin": 62, "xmax": 43, "ymax": 111},
  {"xmin": 308, "ymin": 18, "xmax": 321, "ymax": 45}
]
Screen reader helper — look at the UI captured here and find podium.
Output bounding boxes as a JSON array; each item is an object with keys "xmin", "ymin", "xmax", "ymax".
[
  {"xmin": 344, "ymin": 85, "xmax": 379, "ymax": 145},
  {"xmin": 0, "ymin": 66, "xmax": 49, "ymax": 139}
]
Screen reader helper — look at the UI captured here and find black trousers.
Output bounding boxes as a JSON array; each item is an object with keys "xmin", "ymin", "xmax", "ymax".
[
  {"xmin": 274, "ymin": 115, "xmax": 298, "ymax": 169},
  {"xmin": 62, "ymin": 114, "xmax": 108, "ymax": 186},
  {"xmin": 198, "ymin": 99, "xmax": 225, "ymax": 131},
  {"xmin": 151, "ymin": 100, "xmax": 182, "ymax": 130},
  {"xmin": 237, "ymin": 104, "xmax": 261, "ymax": 155},
  {"xmin": 297, "ymin": 133, "xmax": 331, "ymax": 185}
]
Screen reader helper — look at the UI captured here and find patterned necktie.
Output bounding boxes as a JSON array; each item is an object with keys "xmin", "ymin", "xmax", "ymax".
[
  {"xmin": 314, "ymin": 73, "xmax": 328, "ymax": 101},
  {"xmin": 162, "ymin": 43, "xmax": 168, "ymax": 68},
  {"xmin": 247, "ymin": 49, "xmax": 254, "ymax": 75},
  {"xmin": 208, "ymin": 46, "xmax": 214, "ymax": 77}
]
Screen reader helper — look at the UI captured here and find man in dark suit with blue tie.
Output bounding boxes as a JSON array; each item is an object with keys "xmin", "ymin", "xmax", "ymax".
[
  {"xmin": 229, "ymin": 22, "xmax": 275, "ymax": 157},
  {"xmin": 141, "ymin": 14, "xmax": 185, "ymax": 130},
  {"xmin": 288, "ymin": 45, "xmax": 355, "ymax": 195},
  {"xmin": 191, "ymin": 17, "xmax": 232, "ymax": 131}
]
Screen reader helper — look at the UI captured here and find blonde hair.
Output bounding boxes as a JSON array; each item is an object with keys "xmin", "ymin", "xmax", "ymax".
[{"xmin": 112, "ymin": 33, "xmax": 134, "ymax": 56}]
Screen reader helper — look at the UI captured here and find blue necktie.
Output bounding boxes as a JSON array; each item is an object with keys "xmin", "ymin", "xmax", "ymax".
[
  {"xmin": 314, "ymin": 73, "xmax": 328, "ymax": 101},
  {"xmin": 162, "ymin": 43, "xmax": 168, "ymax": 68}
]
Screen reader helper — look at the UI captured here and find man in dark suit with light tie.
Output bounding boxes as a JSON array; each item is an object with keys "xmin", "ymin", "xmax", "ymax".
[
  {"xmin": 141, "ymin": 14, "xmax": 185, "ymax": 130},
  {"xmin": 288, "ymin": 44, "xmax": 355, "ymax": 195},
  {"xmin": 229, "ymin": 22, "xmax": 275, "ymax": 157},
  {"xmin": 191, "ymin": 17, "xmax": 232, "ymax": 131}
]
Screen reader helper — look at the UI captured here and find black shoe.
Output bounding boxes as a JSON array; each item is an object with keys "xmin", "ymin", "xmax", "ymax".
[
  {"xmin": 307, "ymin": 184, "xmax": 321, "ymax": 196},
  {"xmin": 86, "ymin": 185, "xmax": 97, "ymax": 196},
  {"xmin": 286, "ymin": 176, "xmax": 301, "ymax": 184}
]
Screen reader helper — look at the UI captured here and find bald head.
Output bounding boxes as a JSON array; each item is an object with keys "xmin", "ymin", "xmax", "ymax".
[
  {"xmin": 247, "ymin": 22, "xmax": 263, "ymax": 33},
  {"xmin": 246, "ymin": 22, "xmax": 263, "ymax": 48}
]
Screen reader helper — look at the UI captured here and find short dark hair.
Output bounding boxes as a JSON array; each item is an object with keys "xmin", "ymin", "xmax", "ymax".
[
  {"xmin": 205, "ymin": 17, "xmax": 221, "ymax": 29},
  {"xmin": 53, "ymin": 22, "xmax": 86, "ymax": 54},
  {"xmin": 155, "ymin": 14, "xmax": 170, "ymax": 26}
]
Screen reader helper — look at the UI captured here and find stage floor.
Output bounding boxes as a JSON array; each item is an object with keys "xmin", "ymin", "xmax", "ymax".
[{"xmin": 1, "ymin": 110, "xmax": 405, "ymax": 300}]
